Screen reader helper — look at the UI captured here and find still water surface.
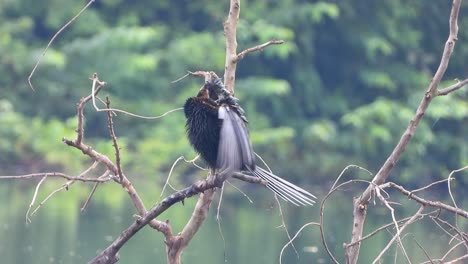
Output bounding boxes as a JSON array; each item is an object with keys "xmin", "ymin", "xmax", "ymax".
[{"xmin": 0, "ymin": 181, "xmax": 465, "ymax": 263}]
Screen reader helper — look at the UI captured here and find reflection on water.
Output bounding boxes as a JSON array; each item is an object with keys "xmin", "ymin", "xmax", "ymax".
[{"xmin": 0, "ymin": 182, "xmax": 466, "ymax": 263}]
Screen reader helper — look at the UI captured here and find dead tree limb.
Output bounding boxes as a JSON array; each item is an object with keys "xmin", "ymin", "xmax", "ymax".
[{"xmin": 344, "ymin": 1, "xmax": 463, "ymax": 262}]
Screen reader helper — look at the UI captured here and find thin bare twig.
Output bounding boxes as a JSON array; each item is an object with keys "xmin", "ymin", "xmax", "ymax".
[
  {"xmin": 447, "ymin": 165, "xmax": 468, "ymax": 229},
  {"xmin": 412, "ymin": 236, "xmax": 433, "ymax": 264},
  {"xmin": 410, "ymin": 178, "xmax": 451, "ymax": 194},
  {"xmin": 89, "ymin": 73, "xmax": 183, "ymax": 119},
  {"xmin": 28, "ymin": 0, "xmax": 96, "ymax": 90},
  {"xmin": 0, "ymin": 172, "xmax": 107, "ymax": 182},
  {"xmin": 225, "ymin": 180, "xmax": 254, "ymax": 203},
  {"xmin": 216, "ymin": 183, "xmax": 228, "ymax": 263},
  {"xmin": 445, "ymin": 253, "xmax": 468, "ymax": 264},
  {"xmin": 106, "ymin": 96, "xmax": 124, "ymax": 184},
  {"xmin": 375, "ymin": 186, "xmax": 410, "ymax": 261},
  {"xmin": 26, "ymin": 175, "xmax": 48, "ymax": 223},
  {"xmin": 347, "ymin": 210, "xmax": 437, "ymax": 248},
  {"xmin": 383, "ymin": 182, "xmax": 468, "ymax": 219},
  {"xmin": 437, "ymin": 78, "xmax": 468, "ymax": 96},
  {"xmin": 235, "ymin": 39, "xmax": 284, "ymax": 62},
  {"xmin": 372, "ymin": 205, "xmax": 425, "ymax": 263},
  {"xmin": 30, "ymin": 161, "xmax": 100, "ymax": 217},
  {"xmin": 331, "ymin": 164, "xmax": 373, "ymax": 191},
  {"xmin": 81, "ymin": 170, "xmax": 111, "ymax": 212},
  {"xmin": 279, "ymin": 222, "xmax": 320, "ymax": 264}
]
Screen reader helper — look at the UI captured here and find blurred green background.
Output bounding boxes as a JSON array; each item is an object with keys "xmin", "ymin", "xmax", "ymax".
[{"xmin": 0, "ymin": 0, "xmax": 467, "ymax": 263}]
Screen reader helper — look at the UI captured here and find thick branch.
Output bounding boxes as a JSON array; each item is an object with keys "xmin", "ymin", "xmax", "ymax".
[
  {"xmin": 223, "ymin": 0, "xmax": 240, "ymax": 93},
  {"xmin": 88, "ymin": 177, "xmax": 222, "ymax": 264},
  {"xmin": 166, "ymin": 189, "xmax": 216, "ymax": 264}
]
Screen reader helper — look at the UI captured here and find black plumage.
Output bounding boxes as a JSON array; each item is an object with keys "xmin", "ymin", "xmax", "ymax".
[{"xmin": 184, "ymin": 75, "xmax": 316, "ymax": 206}]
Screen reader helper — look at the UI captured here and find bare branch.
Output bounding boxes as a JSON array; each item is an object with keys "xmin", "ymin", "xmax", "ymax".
[
  {"xmin": 28, "ymin": 0, "xmax": 96, "ymax": 90},
  {"xmin": 0, "ymin": 172, "xmax": 107, "ymax": 182},
  {"xmin": 26, "ymin": 175, "xmax": 48, "ymax": 223},
  {"xmin": 383, "ymin": 182, "xmax": 468, "ymax": 219},
  {"xmin": 279, "ymin": 222, "xmax": 320, "ymax": 264},
  {"xmin": 166, "ymin": 189, "xmax": 217, "ymax": 264},
  {"xmin": 346, "ymin": 210, "xmax": 438, "ymax": 248},
  {"xmin": 106, "ymin": 96, "xmax": 124, "ymax": 184},
  {"xmin": 445, "ymin": 254, "xmax": 468, "ymax": 264},
  {"xmin": 372, "ymin": 205, "xmax": 425, "ymax": 263},
  {"xmin": 235, "ymin": 39, "xmax": 284, "ymax": 62},
  {"xmin": 437, "ymin": 78, "xmax": 468, "ymax": 96},
  {"xmin": 346, "ymin": 1, "xmax": 463, "ymax": 262},
  {"xmin": 89, "ymin": 176, "xmax": 222, "ymax": 264},
  {"xmin": 89, "ymin": 73, "xmax": 183, "ymax": 119}
]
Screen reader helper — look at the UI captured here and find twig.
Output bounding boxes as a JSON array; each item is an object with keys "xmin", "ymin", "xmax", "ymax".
[
  {"xmin": 30, "ymin": 161, "xmax": 99, "ymax": 217},
  {"xmin": 372, "ymin": 205, "xmax": 425, "ymax": 264},
  {"xmin": 331, "ymin": 164, "xmax": 373, "ymax": 191},
  {"xmin": 279, "ymin": 222, "xmax": 320, "ymax": 264},
  {"xmin": 106, "ymin": 96, "xmax": 124, "ymax": 184},
  {"xmin": 445, "ymin": 253, "xmax": 468, "ymax": 264},
  {"xmin": 375, "ymin": 186, "xmax": 410, "ymax": 261},
  {"xmin": 28, "ymin": 0, "xmax": 96, "ymax": 90},
  {"xmin": 431, "ymin": 217, "xmax": 468, "ymax": 246},
  {"xmin": 409, "ymin": 178, "xmax": 451, "ymax": 194},
  {"xmin": 440, "ymin": 241, "xmax": 466, "ymax": 262},
  {"xmin": 161, "ymin": 155, "xmax": 203, "ymax": 197},
  {"xmin": 226, "ymin": 180, "xmax": 253, "ymax": 203},
  {"xmin": 171, "ymin": 72, "xmax": 191, "ymax": 83},
  {"xmin": 383, "ymin": 182, "xmax": 468, "ymax": 219},
  {"xmin": 437, "ymin": 78, "xmax": 468, "ymax": 96},
  {"xmin": 216, "ymin": 183, "xmax": 228, "ymax": 263},
  {"xmin": 26, "ymin": 175, "xmax": 48, "ymax": 223},
  {"xmin": 0, "ymin": 172, "xmax": 107, "ymax": 182},
  {"xmin": 447, "ymin": 165, "xmax": 468, "ymax": 229},
  {"xmin": 412, "ymin": 236, "xmax": 433, "ymax": 264},
  {"xmin": 323, "ymin": 179, "xmax": 377, "ymax": 264},
  {"xmin": 81, "ymin": 170, "xmax": 110, "ymax": 212},
  {"xmin": 89, "ymin": 73, "xmax": 182, "ymax": 119},
  {"xmin": 235, "ymin": 39, "xmax": 284, "ymax": 62},
  {"xmin": 275, "ymin": 194, "xmax": 299, "ymax": 259}
]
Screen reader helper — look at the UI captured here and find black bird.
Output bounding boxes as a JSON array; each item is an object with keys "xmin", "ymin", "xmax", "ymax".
[{"xmin": 184, "ymin": 73, "xmax": 316, "ymax": 206}]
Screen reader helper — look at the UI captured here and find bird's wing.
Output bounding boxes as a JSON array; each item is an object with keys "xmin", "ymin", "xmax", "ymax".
[{"xmin": 217, "ymin": 105, "xmax": 255, "ymax": 180}]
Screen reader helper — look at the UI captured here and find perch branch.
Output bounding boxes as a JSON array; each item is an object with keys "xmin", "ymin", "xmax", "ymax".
[{"xmin": 88, "ymin": 176, "xmax": 223, "ymax": 264}]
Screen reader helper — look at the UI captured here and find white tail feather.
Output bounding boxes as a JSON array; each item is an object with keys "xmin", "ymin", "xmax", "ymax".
[{"xmin": 248, "ymin": 167, "xmax": 316, "ymax": 206}]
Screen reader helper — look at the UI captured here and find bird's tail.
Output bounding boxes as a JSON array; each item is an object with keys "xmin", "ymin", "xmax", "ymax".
[{"xmin": 248, "ymin": 167, "xmax": 316, "ymax": 206}]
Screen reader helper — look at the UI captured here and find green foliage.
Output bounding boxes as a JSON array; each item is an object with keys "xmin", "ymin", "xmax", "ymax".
[{"xmin": 0, "ymin": 0, "xmax": 467, "ymax": 196}]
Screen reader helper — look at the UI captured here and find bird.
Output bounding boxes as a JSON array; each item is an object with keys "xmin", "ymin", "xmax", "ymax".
[{"xmin": 183, "ymin": 73, "xmax": 316, "ymax": 206}]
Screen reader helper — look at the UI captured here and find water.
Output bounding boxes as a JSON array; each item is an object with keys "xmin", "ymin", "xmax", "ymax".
[{"xmin": 0, "ymin": 181, "xmax": 466, "ymax": 263}]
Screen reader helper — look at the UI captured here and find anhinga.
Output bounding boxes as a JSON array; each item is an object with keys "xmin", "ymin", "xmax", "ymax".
[{"xmin": 184, "ymin": 73, "xmax": 315, "ymax": 206}]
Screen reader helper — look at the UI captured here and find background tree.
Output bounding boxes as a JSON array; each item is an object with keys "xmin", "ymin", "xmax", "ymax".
[{"xmin": 0, "ymin": 0, "xmax": 467, "ymax": 263}]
